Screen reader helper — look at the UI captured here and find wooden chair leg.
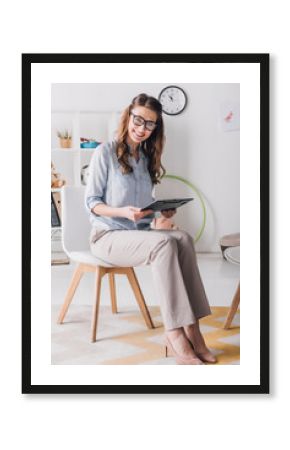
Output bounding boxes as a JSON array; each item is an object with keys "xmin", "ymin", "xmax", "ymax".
[
  {"xmin": 224, "ymin": 282, "xmax": 240, "ymax": 329},
  {"xmin": 126, "ymin": 268, "xmax": 154, "ymax": 329},
  {"xmin": 109, "ymin": 273, "xmax": 118, "ymax": 314},
  {"xmin": 57, "ymin": 264, "xmax": 84, "ymax": 324},
  {"xmin": 91, "ymin": 267, "xmax": 105, "ymax": 342}
]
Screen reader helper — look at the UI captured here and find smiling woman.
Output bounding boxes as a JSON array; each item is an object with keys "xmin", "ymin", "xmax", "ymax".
[
  {"xmin": 83, "ymin": 92, "xmax": 217, "ymax": 365},
  {"xmin": 116, "ymin": 93, "xmax": 165, "ymax": 183}
]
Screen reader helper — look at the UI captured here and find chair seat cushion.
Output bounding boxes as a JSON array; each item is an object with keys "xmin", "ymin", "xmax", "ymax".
[
  {"xmin": 219, "ymin": 232, "xmax": 240, "ymax": 247},
  {"xmin": 68, "ymin": 251, "xmax": 115, "ymax": 268}
]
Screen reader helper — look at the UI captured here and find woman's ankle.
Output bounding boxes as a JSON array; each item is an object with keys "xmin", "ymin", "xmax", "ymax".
[
  {"xmin": 184, "ymin": 323, "xmax": 207, "ymax": 350},
  {"xmin": 184, "ymin": 322, "xmax": 200, "ymax": 334},
  {"xmin": 165, "ymin": 328, "xmax": 203, "ymax": 363},
  {"xmin": 166, "ymin": 327, "xmax": 184, "ymax": 339},
  {"xmin": 166, "ymin": 329, "xmax": 194, "ymax": 353},
  {"xmin": 183, "ymin": 323, "xmax": 217, "ymax": 363}
]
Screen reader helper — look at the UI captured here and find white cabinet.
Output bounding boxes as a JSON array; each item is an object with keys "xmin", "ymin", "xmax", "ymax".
[
  {"xmin": 51, "ymin": 110, "xmax": 121, "ymax": 263},
  {"xmin": 51, "ymin": 110, "xmax": 121, "ymax": 187}
]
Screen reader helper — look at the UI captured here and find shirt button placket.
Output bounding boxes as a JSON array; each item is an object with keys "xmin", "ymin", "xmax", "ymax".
[{"xmin": 133, "ymin": 161, "xmax": 139, "ymax": 230}]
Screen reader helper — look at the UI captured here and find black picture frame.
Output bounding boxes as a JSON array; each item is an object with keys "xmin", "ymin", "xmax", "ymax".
[{"xmin": 22, "ymin": 53, "xmax": 269, "ymax": 394}]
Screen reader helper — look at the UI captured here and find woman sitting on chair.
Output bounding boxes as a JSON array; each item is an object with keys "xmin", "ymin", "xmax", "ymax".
[{"xmin": 85, "ymin": 93, "xmax": 216, "ymax": 365}]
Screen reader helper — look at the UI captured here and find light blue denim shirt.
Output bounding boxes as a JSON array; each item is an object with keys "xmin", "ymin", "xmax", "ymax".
[{"xmin": 85, "ymin": 140, "xmax": 155, "ymax": 232}]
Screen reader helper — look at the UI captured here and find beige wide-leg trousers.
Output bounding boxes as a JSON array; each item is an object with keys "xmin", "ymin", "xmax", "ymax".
[{"xmin": 90, "ymin": 228, "xmax": 211, "ymax": 330}]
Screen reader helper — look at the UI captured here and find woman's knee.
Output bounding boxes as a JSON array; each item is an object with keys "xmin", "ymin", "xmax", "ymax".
[
  {"xmin": 177, "ymin": 230, "xmax": 195, "ymax": 247},
  {"xmin": 148, "ymin": 233, "xmax": 178, "ymax": 263},
  {"xmin": 155, "ymin": 233, "xmax": 178, "ymax": 250},
  {"xmin": 149, "ymin": 230, "xmax": 177, "ymax": 246}
]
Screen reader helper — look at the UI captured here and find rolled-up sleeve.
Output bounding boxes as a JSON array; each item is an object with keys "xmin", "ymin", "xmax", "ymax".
[{"xmin": 85, "ymin": 144, "xmax": 108, "ymax": 214}]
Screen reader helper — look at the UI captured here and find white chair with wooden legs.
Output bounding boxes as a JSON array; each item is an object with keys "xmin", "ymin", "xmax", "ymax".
[
  {"xmin": 221, "ymin": 244, "xmax": 240, "ymax": 329},
  {"xmin": 57, "ymin": 186, "xmax": 154, "ymax": 342}
]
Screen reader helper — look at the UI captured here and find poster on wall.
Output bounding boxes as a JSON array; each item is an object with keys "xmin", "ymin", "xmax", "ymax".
[
  {"xmin": 22, "ymin": 53, "xmax": 269, "ymax": 394},
  {"xmin": 220, "ymin": 101, "xmax": 240, "ymax": 132}
]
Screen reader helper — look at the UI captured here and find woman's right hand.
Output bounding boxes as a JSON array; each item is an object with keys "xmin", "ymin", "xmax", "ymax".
[{"xmin": 120, "ymin": 206, "xmax": 153, "ymax": 222}]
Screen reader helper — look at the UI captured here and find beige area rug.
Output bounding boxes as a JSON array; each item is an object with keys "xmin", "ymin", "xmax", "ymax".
[{"xmin": 51, "ymin": 305, "xmax": 240, "ymax": 365}]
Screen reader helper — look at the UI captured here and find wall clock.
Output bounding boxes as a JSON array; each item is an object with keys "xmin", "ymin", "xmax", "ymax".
[{"xmin": 158, "ymin": 85, "xmax": 187, "ymax": 115}]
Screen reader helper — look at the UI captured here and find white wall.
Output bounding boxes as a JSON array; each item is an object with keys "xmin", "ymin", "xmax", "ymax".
[{"xmin": 52, "ymin": 83, "xmax": 240, "ymax": 252}]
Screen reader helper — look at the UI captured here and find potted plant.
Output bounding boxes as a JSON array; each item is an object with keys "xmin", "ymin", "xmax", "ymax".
[{"xmin": 57, "ymin": 130, "xmax": 72, "ymax": 148}]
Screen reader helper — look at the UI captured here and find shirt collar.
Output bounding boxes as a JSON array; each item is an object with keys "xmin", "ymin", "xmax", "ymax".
[{"xmin": 128, "ymin": 143, "xmax": 145, "ymax": 160}]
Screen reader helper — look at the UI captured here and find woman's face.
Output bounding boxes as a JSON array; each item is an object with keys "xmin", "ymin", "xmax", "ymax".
[{"xmin": 127, "ymin": 106, "xmax": 158, "ymax": 147}]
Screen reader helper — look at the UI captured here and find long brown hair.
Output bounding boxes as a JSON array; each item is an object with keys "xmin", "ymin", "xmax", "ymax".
[{"xmin": 115, "ymin": 93, "xmax": 166, "ymax": 184}]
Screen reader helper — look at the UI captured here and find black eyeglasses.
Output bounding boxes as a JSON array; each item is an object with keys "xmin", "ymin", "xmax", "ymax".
[{"xmin": 130, "ymin": 112, "xmax": 157, "ymax": 131}]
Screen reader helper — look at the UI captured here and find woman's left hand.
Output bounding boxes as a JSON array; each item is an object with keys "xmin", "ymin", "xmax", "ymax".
[{"xmin": 161, "ymin": 208, "xmax": 176, "ymax": 219}]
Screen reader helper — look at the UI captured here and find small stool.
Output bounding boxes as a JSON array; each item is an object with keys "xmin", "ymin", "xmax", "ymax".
[
  {"xmin": 219, "ymin": 232, "xmax": 240, "ymax": 260},
  {"xmin": 222, "ymin": 245, "xmax": 240, "ymax": 329}
]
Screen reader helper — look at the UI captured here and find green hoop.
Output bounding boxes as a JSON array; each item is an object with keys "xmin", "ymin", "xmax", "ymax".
[{"xmin": 163, "ymin": 174, "xmax": 207, "ymax": 243}]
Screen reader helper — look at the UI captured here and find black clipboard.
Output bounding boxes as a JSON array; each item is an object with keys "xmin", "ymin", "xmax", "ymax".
[
  {"xmin": 141, "ymin": 197, "xmax": 194, "ymax": 212},
  {"xmin": 51, "ymin": 193, "xmax": 61, "ymax": 227}
]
